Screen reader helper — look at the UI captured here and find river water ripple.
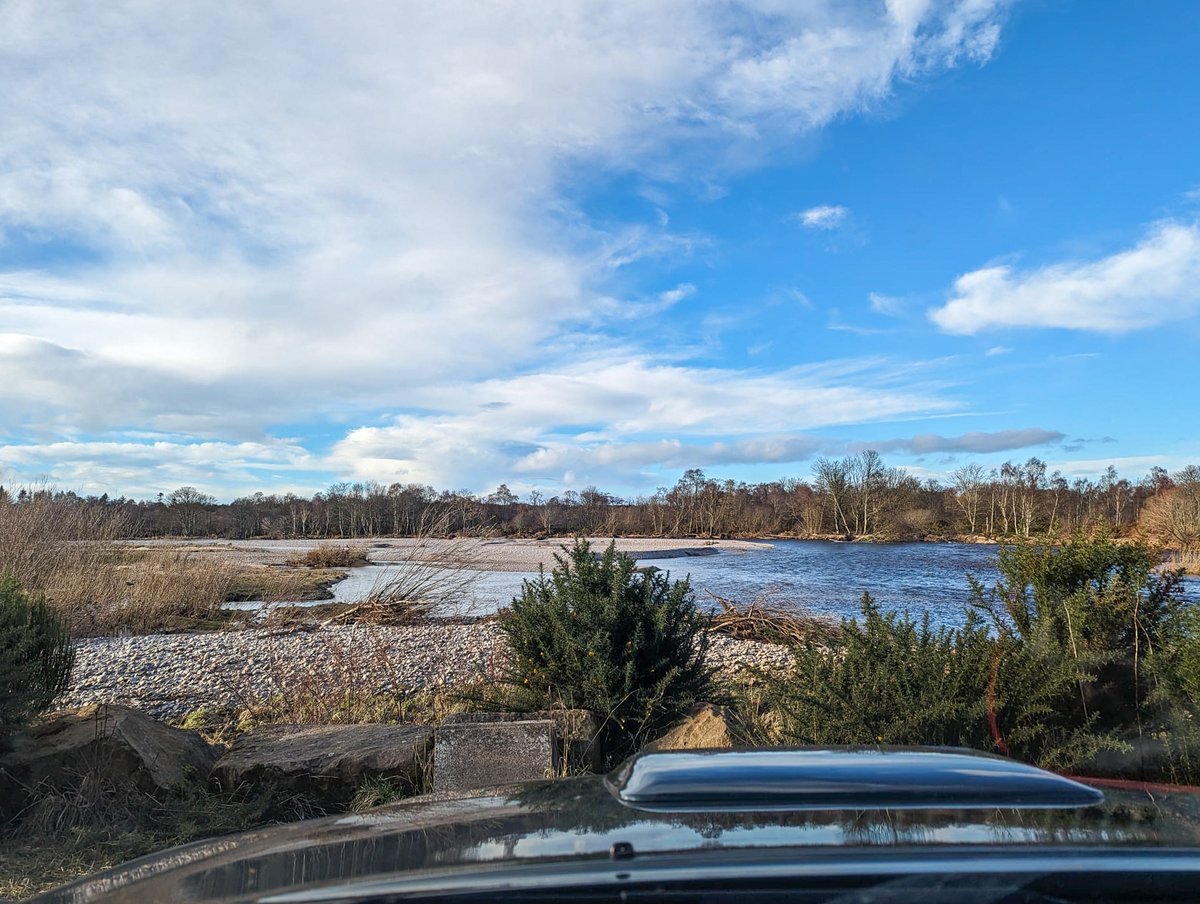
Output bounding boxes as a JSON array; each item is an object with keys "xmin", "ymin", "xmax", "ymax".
[{"xmin": 324, "ymin": 539, "xmax": 1199, "ymax": 628}]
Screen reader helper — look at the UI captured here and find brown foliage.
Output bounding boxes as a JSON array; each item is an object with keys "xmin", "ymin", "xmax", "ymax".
[
  {"xmin": 291, "ymin": 543, "xmax": 370, "ymax": 569},
  {"xmin": 1139, "ymin": 485, "xmax": 1200, "ymax": 556}
]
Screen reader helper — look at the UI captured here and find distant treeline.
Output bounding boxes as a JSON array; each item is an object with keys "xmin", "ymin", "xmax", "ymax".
[{"xmin": 3, "ymin": 453, "xmax": 1199, "ymax": 548}]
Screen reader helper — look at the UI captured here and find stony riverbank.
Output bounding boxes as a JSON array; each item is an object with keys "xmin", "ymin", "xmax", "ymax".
[{"xmin": 57, "ymin": 624, "xmax": 793, "ymax": 720}]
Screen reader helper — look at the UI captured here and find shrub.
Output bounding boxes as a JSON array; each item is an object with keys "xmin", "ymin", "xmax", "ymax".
[
  {"xmin": 500, "ymin": 540, "xmax": 714, "ymax": 762},
  {"xmin": 1, "ymin": 573, "xmax": 75, "ymax": 742},
  {"xmin": 757, "ymin": 594, "xmax": 1115, "ymax": 770},
  {"xmin": 969, "ymin": 532, "xmax": 1180, "ymax": 658},
  {"xmin": 1151, "ymin": 604, "xmax": 1200, "ymax": 715},
  {"xmin": 969, "ymin": 533, "xmax": 1185, "ymax": 737}
]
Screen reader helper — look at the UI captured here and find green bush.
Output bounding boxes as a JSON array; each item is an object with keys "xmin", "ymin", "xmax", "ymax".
[
  {"xmin": 500, "ymin": 540, "xmax": 714, "ymax": 762},
  {"xmin": 1151, "ymin": 604, "xmax": 1200, "ymax": 715},
  {"xmin": 1, "ymin": 572, "xmax": 75, "ymax": 742},
  {"xmin": 969, "ymin": 533, "xmax": 1180, "ymax": 658},
  {"xmin": 969, "ymin": 533, "xmax": 1185, "ymax": 741},
  {"xmin": 758, "ymin": 594, "xmax": 1115, "ymax": 771}
]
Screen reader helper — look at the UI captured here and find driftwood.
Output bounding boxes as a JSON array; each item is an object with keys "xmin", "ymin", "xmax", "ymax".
[{"xmin": 707, "ymin": 593, "xmax": 838, "ymax": 646}]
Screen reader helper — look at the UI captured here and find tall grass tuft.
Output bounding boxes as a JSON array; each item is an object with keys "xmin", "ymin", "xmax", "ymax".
[
  {"xmin": 0, "ymin": 487, "xmax": 237, "ymax": 635},
  {"xmin": 47, "ymin": 550, "xmax": 238, "ymax": 636},
  {"xmin": 0, "ymin": 488, "xmax": 125, "ymax": 597},
  {"xmin": 291, "ymin": 544, "xmax": 369, "ymax": 569}
]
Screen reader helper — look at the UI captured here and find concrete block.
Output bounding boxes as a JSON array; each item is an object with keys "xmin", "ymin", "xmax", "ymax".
[
  {"xmin": 433, "ymin": 719, "xmax": 558, "ymax": 792},
  {"xmin": 441, "ymin": 709, "xmax": 603, "ymax": 772}
]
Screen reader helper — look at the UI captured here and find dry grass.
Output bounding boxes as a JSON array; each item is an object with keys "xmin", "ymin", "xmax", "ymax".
[
  {"xmin": 324, "ymin": 534, "xmax": 486, "ymax": 626},
  {"xmin": 1, "ymin": 764, "xmax": 318, "ymax": 899},
  {"xmin": 708, "ymin": 593, "xmax": 839, "ymax": 647},
  {"xmin": 1169, "ymin": 549, "xmax": 1200, "ymax": 576},
  {"xmin": 44, "ymin": 550, "xmax": 238, "ymax": 636},
  {"xmin": 0, "ymin": 489, "xmax": 125, "ymax": 592},
  {"xmin": 0, "ymin": 490, "xmax": 246, "ymax": 635},
  {"xmin": 225, "ymin": 565, "xmax": 345, "ymax": 603},
  {"xmin": 289, "ymin": 543, "xmax": 370, "ymax": 569}
]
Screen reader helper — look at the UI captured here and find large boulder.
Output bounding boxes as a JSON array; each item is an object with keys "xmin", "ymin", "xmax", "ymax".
[
  {"xmin": 432, "ymin": 720, "xmax": 558, "ymax": 792},
  {"xmin": 212, "ymin": 723, "xmax": 432, "ymax": 809},
  {"xmin": 644, "ymin": 704, "xmax": 743, "ymax": 751},
  {"xmin": 0, "ymin": 704, "xmax": 216, "ymax": 814}
]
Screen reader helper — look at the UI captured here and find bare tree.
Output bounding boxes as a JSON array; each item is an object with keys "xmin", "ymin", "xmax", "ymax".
[{"xmin": 952, "ymin": 464, "xmax": 986, "ymax": 534}]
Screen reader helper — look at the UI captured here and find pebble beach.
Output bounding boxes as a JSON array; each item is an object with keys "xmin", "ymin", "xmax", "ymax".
[
  {"xmin": 59, "ymin": 623, "xmax": 793, "ymax": 720},
  {"xmin": 55, "ymin": 538, "xmax": 790, "ymax": 719}
]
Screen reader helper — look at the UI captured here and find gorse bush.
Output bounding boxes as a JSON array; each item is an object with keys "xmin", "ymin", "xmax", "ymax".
[
  {"xmin": 969, "ymin": 532, "xmax": 1180, "ymax": 658},
  {"xmin": 757, "ymin": 594, "xmax": 1112, "ymax": 770},
  {"xmin": 760, "ymin": 595, "xmax": 994, "ymax": 750},
  {"xmin": 500, "ymin": 540, "xmax": 714, "ymax": 762},
  {"xmin": 758, "ymin": 534, "xmax": 1189, "ymax": 776},
  {"xmin": 970, "ymin": 533, "xmax": 1186, "ymax": 754},
  {"xmin": 1, "ymin": 572, "xmax": 75, "ymax": 742}
]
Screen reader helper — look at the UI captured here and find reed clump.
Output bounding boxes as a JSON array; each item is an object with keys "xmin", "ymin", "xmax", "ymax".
[{"xmin": 0, "ymin": 489, "xmax": 237, "ymax": 635}]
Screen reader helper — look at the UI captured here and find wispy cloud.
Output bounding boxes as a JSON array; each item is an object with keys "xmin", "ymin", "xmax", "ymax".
[
  {"xmin": 796, "ymin": 205, "xmax": 850, "ymax": 230},
  {"xmin": 984, "ymin": 345, "xmax": 1012, "ymax": 356},
  {"xmin": 930, "ymin": 221, "xmax": 1200, "ymax": 334},
  {"xmin": 857, "ymin": 428, "xmax": 1066, "ymax": 455},
  {"xmin": 327, "ymin": 357, "xmax": 956, "ymax": 490},
  {"xmin": 868, "ymin": 292, "xmax": 904, "ymax": 316}
]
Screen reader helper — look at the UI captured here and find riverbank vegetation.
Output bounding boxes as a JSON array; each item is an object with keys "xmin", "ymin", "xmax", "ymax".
[
  {"xmin": 4, "ymin": 456, "xmax": 1198, "ymax": 563},
  {"xmin": 3, "ymin": 533, "xmax": 1200, "ymax": 895},
  {"xmin": 753, "ymin": 533, "xmax": 1197, "ymax": 780}
]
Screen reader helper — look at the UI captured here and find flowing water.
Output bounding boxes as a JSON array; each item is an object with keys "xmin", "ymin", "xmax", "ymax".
[{"xmin": 317, "ymin": 540, "xmax": 1200, "ymax": 627}]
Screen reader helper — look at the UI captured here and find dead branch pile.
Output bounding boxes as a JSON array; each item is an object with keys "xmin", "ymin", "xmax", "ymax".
[{"xmin": 708, "ymin": 593, "xmax": 839, "ymax": 647}]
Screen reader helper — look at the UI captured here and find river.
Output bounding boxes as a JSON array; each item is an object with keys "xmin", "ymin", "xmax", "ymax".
[{"xmin": 322, "ymin": 540, "xmax": 1199, "ymax": 628}]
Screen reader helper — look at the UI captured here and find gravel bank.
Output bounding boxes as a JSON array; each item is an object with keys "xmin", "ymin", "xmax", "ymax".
[
  {"xmin": 122, "ymin": 537, "xmax": 770, "ymax": 573},
  {"xmin": 58, "ymin": 625, "xmax": 793, "ymax": 720}
]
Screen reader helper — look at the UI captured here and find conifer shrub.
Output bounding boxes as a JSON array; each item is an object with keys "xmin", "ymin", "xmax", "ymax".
[
  {"xmin": 756, "ymin": 594, "xmax": 1114, "ymax": 770},
  {"xmin": 500, "ymin": 540, "xmax": 715, "ymax": 763},
  {"xmin": 1, "ymin": 572, "xmax": 75, "ymax": 743}
]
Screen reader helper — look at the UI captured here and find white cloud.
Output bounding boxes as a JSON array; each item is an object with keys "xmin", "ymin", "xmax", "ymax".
[
  {"xmin": 327, "ymin": 357, "xmax": 955, "ymax": 490},
  {"xmin": 984, "ymin": 345, "xmax": 1012, "ymax": 356},
  {"xmin": 657, "ymin": 283, "xmax": 697, "ymax": 308},
  {"xmin": 868, "ymin": 291, "xmax": 904, "ymax": 315},
  {"xmin": 797, "ymin": 204, "xmax": 850, "ymax": 230},
  {"xmin": 929, "ymin": 221, "xmax": 1200, "ymax": 334},
  {"xmin": 0, "ymin": 1, "xmax": 1011, "ymax": 493},
  {"xmin": 0, "ymin": 439, "xmax": 317, "ymax": 498}
]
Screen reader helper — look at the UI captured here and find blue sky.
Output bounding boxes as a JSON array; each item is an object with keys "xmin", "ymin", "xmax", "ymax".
[{"xmin": 1, "ymin": 0, "xmax": 1198, "ymax": 501}]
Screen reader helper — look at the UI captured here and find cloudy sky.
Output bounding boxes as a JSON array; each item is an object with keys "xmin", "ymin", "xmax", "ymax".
[{"xmin": 2, "ymin": 1, "xmax": 1198, "ymax": 501}]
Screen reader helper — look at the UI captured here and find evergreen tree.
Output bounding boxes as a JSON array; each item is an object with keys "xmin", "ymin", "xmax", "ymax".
[
  {"xmin": 501, "ymin": 540, "xmax": 714, "ymax": 762},
  {"xmin": 1, "ymin": 572, "xmax": 75, "ymax": 744}
]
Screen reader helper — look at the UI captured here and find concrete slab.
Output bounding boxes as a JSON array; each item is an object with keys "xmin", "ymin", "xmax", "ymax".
[
  {"xmin": 441, "ymin": 710, "xmax": 603, "ymax": 773},
  {"xmin": 433, "ymin": 719, "xmax": 558, "ymax": 792}
]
